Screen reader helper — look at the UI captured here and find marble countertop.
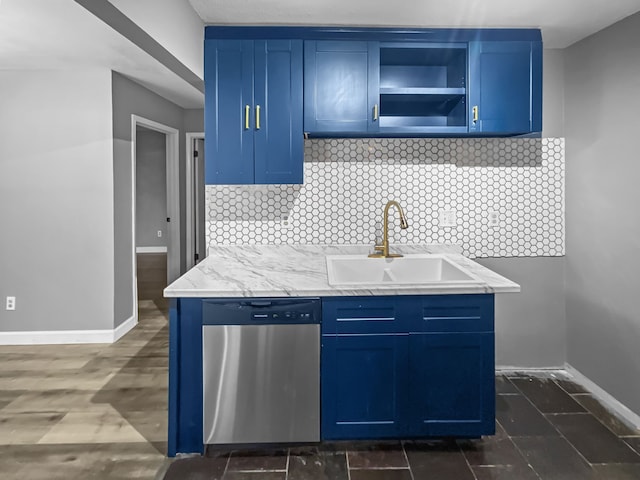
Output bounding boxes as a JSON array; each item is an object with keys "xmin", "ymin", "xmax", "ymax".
[{"xmin": 163, "ymin": 244, "xmax": 520, "ymax": 298}]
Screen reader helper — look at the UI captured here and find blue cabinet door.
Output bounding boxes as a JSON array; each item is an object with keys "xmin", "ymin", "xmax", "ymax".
[
  {"xmin": 304, "ymin": 41, "xmax": 379, "ymax": 134},
  {"xmin": 254, "ymin": 40, "xmax": 303, "ymax": 184},
  {"xmin": 205, "ymin": 39, "xmax": 303, "ymax": 184},
  {"xmin": 468, "ymin": 41, "xmax": 542, "ymax": 135},
  {"xmin": 408, "ymin": 332, "xmax": 495, "ymax": 437},
  {"xmin": 321, "ymin": 333, "xmax": 407, "ymax": 439},
  {"xmin": 204, "ymin": 39, "xmax": 254, "ymax": 184}
]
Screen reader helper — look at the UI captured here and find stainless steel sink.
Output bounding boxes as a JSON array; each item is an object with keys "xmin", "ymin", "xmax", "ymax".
[{"xmin": 325, "ymin": 254, "xmax": 483, "ymax": 286}]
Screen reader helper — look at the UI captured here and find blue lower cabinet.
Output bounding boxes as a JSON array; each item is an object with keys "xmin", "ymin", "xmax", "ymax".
[
  {"xmin": 321, "ymin": 333, "xmax": 407, "ymax": 439},
  {"xmin": 408, "ymin": 332, "xmax": 495, "ymax": 437},
  {"xmin": 321, "ymin": 294, "xmax": 495, "ymax": 440},
  {"xmin": 168, "ymin": 298, "xmax": 204, "ymax": 456}
]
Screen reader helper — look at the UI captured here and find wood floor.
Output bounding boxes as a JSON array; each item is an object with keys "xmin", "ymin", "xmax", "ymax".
[
  {"xmin": 137, "ymin": 253, "xmax": 168, "ymax": 303},
  {"xmin": 0, "ymin": 281, "xmax": 171, "ymax": 478}
]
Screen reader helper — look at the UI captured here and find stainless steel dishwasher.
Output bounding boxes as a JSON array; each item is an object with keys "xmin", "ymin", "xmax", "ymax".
[{"xmin": 202, "ymin": 298, "xmax": 320, "ymax": 445}]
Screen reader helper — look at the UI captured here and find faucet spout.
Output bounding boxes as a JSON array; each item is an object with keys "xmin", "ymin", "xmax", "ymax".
[{"xmin": 369, "ymin": 200, "xmax": 409, "ymax": 258}]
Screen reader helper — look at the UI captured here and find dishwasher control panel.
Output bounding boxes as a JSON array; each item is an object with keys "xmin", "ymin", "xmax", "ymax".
[{"xmin": 202, "ymin": 297, "xmax": 321, "ymax": 325}]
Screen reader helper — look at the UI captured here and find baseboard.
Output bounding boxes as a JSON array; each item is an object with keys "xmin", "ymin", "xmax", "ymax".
[
  {"xmin": 113, "ymin": 313, "xmax": 137, "ymax": 342},
  {"xmin": 0, "ymin": 314, "xmax": 138, "ymax": 345},
  {"xmin": 496, "ymin": 366, "xmax": 565, "ymax": 372},
  {"xmin": 564, "ymin": 363, "xmax": 640, "ymax": 430},
  {"xmin": 136, "ymin": 246, "xmax": 167, "ymax": 253}
]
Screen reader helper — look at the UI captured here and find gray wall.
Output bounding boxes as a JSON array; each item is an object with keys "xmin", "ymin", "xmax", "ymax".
[
  {"xmin": 136, "ymin": 128, "xmax": 167, "ymax": 248},
  {"xmin": 564, "ymin": 12, "xmax": 640, "ymax": 415},
  {"xmin": 184, "ymin": 108, "xmax": 204, "ymax": 132},
  {"xmin": 543, "ymin": 49, "xmax": 565, "ymax": 138},
  {"xmin": 478, "ymin": 258, "xmax": 566, "ymax": 368},
  {"xmin": 477, "ymin": 49, "xmax": 567, "ymax": 368},
  {"xmin": 0, "ymin": 69, "xmax": 115, "ymax": 331},
  {"xmin": 474, "ymin": 49, "xmax": 568, "ymax": 369},
  {"xmin": 112, "ymin": 72, "xmax": 186, "ymax": 327}
]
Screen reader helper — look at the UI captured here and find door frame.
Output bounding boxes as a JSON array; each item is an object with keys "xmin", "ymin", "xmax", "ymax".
[
  {"xmin": 130, "ymin": 115, "xmax": 180, "ymax": 314},
  {"xmin": 185, "ymin": 131, "xmax": 205, "ymax": 270}
]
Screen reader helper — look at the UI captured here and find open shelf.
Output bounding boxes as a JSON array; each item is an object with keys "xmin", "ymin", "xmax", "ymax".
[{"xmin": 378, "ymin": 44, "xmax": 467, "ymax": 132}]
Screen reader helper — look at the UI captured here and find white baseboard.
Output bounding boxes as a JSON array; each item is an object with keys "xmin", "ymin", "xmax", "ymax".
[
  {"xmin": 564, "ymin": 364, "xmax": 640, "ymax": 430},
  {"xmin": 0, "ymin": 314, "xmax": 138, "ymax": 345},
  {"xmin": 496, "ymin": 366, "xmax": 564, "ymax": 373},
  {"xmin": 113, "ymin": 314, "xmax": 137, "ymax": 342},
  {"xmin": 136, "ymin": 246, "xmax": 167, "ymax": 253}
]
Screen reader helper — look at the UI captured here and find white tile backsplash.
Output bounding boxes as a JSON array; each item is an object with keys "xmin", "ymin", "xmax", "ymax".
[{"xmin": 206, "ymin": 138, "xmax": 564, "ymax": 258}]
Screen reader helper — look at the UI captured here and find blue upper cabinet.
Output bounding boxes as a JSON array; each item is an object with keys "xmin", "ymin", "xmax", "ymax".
[
  {"xmin": 206, "ymin": 27, "xmax": 542, "ymax": 143},
  {"xmin": 204, "ymin": 40, "xmax": 254, "ymax": 184},
  {"xmin": 254, "ymin": 40, "xmax": 304, "ymax": 184},
  {"xmin": 304, "ymin": 41, "xmax": 379, "ymax": 134},
  {"xmin": 204, "ymin": 38, "xmax": 303, "ymax": 184},
  {"xmin": 468, "ymin": 41, "xmax": 542, "ymax": 135}
]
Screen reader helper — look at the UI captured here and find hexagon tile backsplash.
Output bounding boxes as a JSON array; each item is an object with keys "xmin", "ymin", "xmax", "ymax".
[{"xmin": 206, "ymin": 138, "xmax": 564, "ymax": 258}]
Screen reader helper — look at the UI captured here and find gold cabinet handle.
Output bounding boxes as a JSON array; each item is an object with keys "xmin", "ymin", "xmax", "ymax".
[
  {"xmin": 472, "ymin": 105, "xmax": 479, "ymax": 123},
  {"xmin": 373, "ymin": 104, "xmax": 379, "ymax": 121},
  {"xmin": 255, "ymin": 105, "xmax": 261, "ymax": 130},
  {"xmin": 245, "ymin": 105, "xmax": 250, "ymax": 130}
]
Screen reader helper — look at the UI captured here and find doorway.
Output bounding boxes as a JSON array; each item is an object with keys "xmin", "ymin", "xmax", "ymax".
[
  {"xmin": 131, "ymin": 115, "xmax": 180, "ymax": 317},
  {"xmin": 135, "ymin": 126, "xmax": 168, "ymax": 303}
]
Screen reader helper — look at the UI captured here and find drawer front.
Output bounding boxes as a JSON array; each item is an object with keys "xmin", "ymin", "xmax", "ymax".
[
  {"xmin": 322, "ymin": 297, "xmax": 408, "ymax": 335},
  {"xmin": 416, "ymin": 294, "xmax": 494, "ymax": 333}
]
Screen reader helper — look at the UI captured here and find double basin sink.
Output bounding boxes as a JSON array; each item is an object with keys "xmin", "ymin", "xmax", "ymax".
[{"xmin": 325, "ymin": 253, "xmax": 482, "ymax": 287}]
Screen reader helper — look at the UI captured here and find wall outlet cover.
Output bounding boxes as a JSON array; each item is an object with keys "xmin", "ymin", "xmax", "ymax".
[
  {"xmin": 6, "ymin": 296, "xmax": 16, "ymax": 311},
  {"xmin": 439, "ymin": 210, "xmax": 457, "ymax": 227},
  {"xmin": 488, "ymin": 211, "xmax": 500, "ymax": 227}
]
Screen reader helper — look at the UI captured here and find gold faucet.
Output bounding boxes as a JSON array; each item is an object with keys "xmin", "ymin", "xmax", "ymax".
[{"xmin": 369, "ymin": 200, "xmax": 409, "ymax": 258}]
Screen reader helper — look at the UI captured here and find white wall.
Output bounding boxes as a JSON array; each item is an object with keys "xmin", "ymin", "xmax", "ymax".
[
  {"xmin": 0, "ymin": 69, "xmax": 115, "ymax": 332},
  {"xmin": 108, "ymin": 0, "xmax": 204, "ymax": 78},
  {"xmin": 564, "ymin": 11, "xmax": 640, "ymax": 416}
]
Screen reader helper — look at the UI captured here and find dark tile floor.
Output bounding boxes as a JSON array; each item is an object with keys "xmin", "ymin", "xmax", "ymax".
[{"xmin": 164, "ymin": 372, "xmax": 640, "ymax": 480}]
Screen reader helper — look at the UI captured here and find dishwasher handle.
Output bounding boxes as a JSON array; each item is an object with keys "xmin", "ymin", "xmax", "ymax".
[{"xmin": 249, "ymin": 301, "xmax": 273, "ymax": 307}]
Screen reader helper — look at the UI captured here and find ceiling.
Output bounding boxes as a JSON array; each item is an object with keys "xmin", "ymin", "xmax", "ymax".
[
  {"xmin": 188, "ymin": 0, "xmax": 640, "ymax": 48},
  {"xmin": 0, "ymin": 0, "xmax": 204, "ymax": 108},
  {"xmin": 2, "ymin": 0, "xmax": 639, "ymax": 111}
]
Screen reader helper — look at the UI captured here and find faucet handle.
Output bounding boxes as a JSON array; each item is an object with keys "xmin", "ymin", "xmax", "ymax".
[{"xmin": 368, "ymin": 244, "xmax": 385, "ymax": 258}]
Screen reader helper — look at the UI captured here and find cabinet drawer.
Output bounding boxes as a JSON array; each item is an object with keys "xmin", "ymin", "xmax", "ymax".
[
  {"xmin": 322, "ymin": 297, "xmax": 407, "ymax": 334},
  {"xmin": 416, "ymin": 294, "xmax": 494, "ymax": 333}
]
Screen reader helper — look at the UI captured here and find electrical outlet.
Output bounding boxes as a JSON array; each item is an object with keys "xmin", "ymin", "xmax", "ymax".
[
  {"xmin": 157, "ymin": 230, "xmax": 162, "ymax": 238},
  {"xmin": 439, "ymin": 210, "xmax": 457, "ymax": 227},
  {"xmin": 488, "ymin": 211, "xmax": 500, "ymax": 227},
  {"xmin": 6, "ymin": 296, "xmax": 15, "ymax": 311},
  {"xmin": 282, "ymin": 215, "xmax": 290, "ymax": 226}
]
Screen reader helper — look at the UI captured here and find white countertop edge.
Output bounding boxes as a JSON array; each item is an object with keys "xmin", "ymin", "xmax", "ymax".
[
  {"xmin": 163, "ymin": 244, "xmax": 521, "ymax": 298},
  {"xmin": 165, "ymin": 285, "xmax": 520, "ymax": 298}
]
